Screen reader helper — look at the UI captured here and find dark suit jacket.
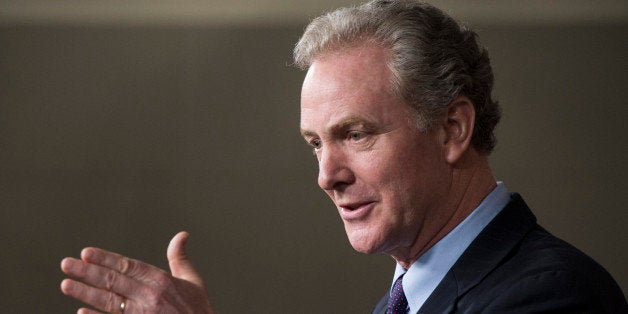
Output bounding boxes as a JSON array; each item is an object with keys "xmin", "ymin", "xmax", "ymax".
[{"xmin": 372, "ymin": 194, "xmax": 627, "ymax": 313}]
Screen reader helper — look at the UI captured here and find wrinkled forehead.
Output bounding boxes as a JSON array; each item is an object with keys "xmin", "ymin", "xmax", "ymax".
[{"xmin": 299, "ymin": 46, "xmax": 411, "ymax": 135}]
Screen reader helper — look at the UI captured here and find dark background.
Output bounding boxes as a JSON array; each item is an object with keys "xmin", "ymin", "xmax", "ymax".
[{"xmin": 1, "ymin": 2, "xmax": 626, "ymax": 312}]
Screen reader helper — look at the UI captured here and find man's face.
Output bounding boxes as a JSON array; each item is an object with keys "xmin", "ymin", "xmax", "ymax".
[{"xmin": 300, "ymin": 44, "xmax": 452, "ymax": 256}]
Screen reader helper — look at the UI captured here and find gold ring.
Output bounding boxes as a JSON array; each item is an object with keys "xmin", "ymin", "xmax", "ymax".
[{"xmin": 120, "ymin": 298, "xmax": 126, "ymax": 313}]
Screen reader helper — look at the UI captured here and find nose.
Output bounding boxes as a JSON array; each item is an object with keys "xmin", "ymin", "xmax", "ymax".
[{"xmin": 317, "ymin": 145, "xmax": 355, "ymax": 191}]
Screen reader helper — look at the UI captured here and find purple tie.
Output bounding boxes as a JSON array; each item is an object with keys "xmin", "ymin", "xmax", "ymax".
[{"xmin": 386, "ymin": 274, "xmax": 408, "ymax": 314}]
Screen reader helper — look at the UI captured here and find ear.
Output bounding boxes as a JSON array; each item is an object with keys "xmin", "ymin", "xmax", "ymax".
[{"xmin": 442, "ymin": 96, "xmax": 475, "ymax": 164}]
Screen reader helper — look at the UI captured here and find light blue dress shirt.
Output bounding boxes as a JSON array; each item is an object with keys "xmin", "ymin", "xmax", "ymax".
[{"xmin": 389, "ymin": 182, "xmax": 511, "ymax": 313}]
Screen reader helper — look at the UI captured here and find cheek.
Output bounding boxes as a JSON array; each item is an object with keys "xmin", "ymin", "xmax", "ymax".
[
  {"xmin": 371, "ymin": 148, "xmax": 425, "ymax": 185},
  {"xmin": 351, "ymin": 134, "xmax": 445, "ymax": 195},
  {"xmin": 375, "ymin": 144, "xmax": 445, "ymax": 207}
]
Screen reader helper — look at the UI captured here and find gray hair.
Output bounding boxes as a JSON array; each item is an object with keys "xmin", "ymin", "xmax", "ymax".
[{"xmin": 294, "ymin": 0, "xmax": 500, "ymax": 154}]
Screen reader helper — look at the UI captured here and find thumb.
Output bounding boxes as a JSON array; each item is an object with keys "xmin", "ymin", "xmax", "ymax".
[{"xmin": 167, "ymin": 231, "xmax": 204, "ymax": 286}]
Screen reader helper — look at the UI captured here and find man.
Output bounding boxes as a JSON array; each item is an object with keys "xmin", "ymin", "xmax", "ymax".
[{"xmin": 60, "ymin": 1, "xmax": 626, "ymax": 313}]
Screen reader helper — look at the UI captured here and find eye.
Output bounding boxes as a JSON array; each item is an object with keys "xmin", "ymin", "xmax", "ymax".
[
  {"xmin": 348, "ymin": 131, "xmax": 366, "ymax": 141},
  {"xmin": 310, "ymin": 138, "xmax": 322, "ymax": 150}
]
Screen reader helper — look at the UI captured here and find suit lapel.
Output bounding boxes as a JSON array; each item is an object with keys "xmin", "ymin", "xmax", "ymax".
[
  {"xmin": 417, "ymin": 194, "xmax": 537, "ymax": 313},
  {"xmin": 371, "ymin": 293, "xmax": 389, "ymax": 314}
]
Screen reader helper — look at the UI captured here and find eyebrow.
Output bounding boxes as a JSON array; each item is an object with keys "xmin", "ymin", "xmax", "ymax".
[{"xmin": 300, "ymin": 116, "xmax": 377, "ymax": 138}]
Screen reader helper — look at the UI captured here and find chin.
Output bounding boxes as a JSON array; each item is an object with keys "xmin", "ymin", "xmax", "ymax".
[
  {"xmin": 345, "ymin": 227, "xmax": 385, "ymax": 254},
  {"xmin": 351, "ymin": 245, "xmax": 380, "ymax": 255}
]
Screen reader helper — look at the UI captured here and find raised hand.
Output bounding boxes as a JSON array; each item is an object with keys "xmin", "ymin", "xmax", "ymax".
[{"xmin": 60, "ymin": 231, "xmax": 214, "ymax": 313}]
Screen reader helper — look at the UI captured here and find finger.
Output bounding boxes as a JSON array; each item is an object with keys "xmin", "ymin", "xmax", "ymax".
[
  {"xmin": 61, "ymin": 278, "xmax": 128, "ymax": 314},
  {"xmin": 167, "ymin": 231, "xmax": 204, "ymax": 286},
  {"xmin": 61, "ymin": 257, "xmax": 142, "ymax": 298},
  {"xmin": 80, "ymin": 247, "xmax": 166, "ymax": 284}
]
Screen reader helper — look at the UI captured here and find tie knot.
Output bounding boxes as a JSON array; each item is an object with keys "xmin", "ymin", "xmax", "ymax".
[{"xmin": 387, "ymin": 274, "xmax": 408, "ymax": 314}]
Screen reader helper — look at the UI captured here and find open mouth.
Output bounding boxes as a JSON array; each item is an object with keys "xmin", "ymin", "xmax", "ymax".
[
  {"xmin": 340, "ymin": 202, "xmax": 368, "ymax": 211},
  {"xmin": 338, "ymin": 201, "xmax": 375, "ymax": 220}
]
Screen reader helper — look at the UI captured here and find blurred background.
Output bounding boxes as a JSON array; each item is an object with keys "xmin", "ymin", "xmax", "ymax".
[{"xmin": 1, "ymin": 0, "xmax": 627, "ymax": 312}]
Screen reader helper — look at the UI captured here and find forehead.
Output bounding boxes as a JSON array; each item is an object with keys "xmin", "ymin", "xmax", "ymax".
[
  {"xmin": 303, "ymin": 44, "xmax": 393, "ymax": 96},
  {"xmin": 300, "ymin": 44, "xmax": 404, "ymax": 132}
]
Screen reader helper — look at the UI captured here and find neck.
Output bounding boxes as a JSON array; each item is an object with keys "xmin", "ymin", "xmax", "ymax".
[{"xmin": 393, "ymin": 152, "xmax": 496, "ymax": 269}]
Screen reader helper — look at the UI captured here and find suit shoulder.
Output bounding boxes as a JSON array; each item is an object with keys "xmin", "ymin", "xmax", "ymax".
[
  {"xmin": 479, "ymin": 268, "xmax": 627, "ymax": 313},
  {"xmin": 516, "ymin": 226, "xmax": 613, "ymax": 277},
  {"xmin": 462, "ymin": 225, "xmax": 627, "ymax": 313}
]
